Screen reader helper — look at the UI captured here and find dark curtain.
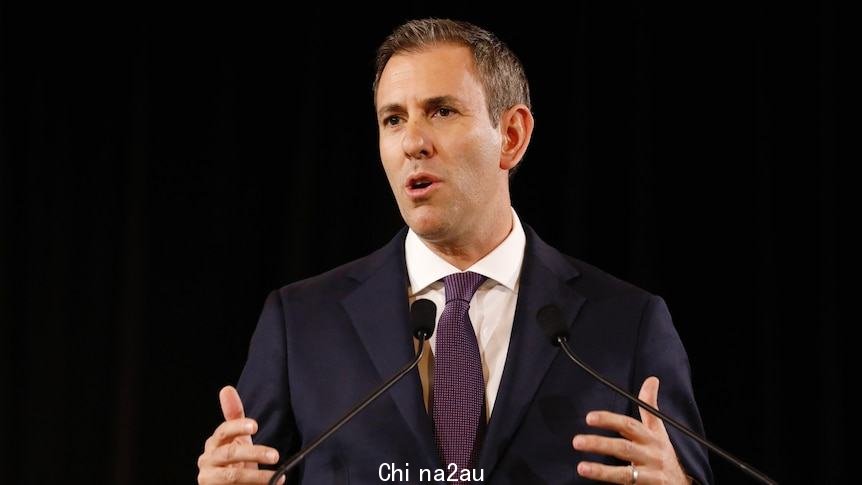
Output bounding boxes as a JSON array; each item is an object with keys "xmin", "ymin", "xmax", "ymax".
[{"xmin": 0, "ymin": 2, "xmax": 848, "ymax": 483}]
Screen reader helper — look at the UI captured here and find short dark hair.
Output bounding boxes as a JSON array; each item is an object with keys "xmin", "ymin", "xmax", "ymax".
[{"xmin": 373, "ymin": 18, "xmax": 531, "ymax": 128}]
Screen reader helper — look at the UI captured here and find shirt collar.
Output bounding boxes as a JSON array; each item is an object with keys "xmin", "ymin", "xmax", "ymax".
[{"xmin": 405, "ymin": 207, "xmax": 526, "ymax": 294}]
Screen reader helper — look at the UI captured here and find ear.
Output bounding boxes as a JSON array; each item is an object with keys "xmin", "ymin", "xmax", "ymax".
[{"xmin": 498, "ymin": 104, "xmax": 534, "ymax": 171}]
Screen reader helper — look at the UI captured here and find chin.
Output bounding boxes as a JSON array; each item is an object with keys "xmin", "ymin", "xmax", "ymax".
[{"xmin": 405, "ymin": 207, "xmax": 450, "ymax": 240}]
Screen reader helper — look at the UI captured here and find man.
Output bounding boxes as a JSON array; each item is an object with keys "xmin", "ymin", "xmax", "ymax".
[{"xmin": 197, "ymin": 19, "xmax": 712, "ymax": 484}]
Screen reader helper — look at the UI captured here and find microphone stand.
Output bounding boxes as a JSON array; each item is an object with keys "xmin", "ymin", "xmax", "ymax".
[
  {"xmin": 557, "ymin": 336, "xmax": 778, "ymax": 485},
  {"xmin": 268, "ymin": 332, "xmax": 431, "ymax": 485}
]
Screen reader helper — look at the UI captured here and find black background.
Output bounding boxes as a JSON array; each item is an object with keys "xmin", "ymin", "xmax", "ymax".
[{"xmin": 0, "ymin": 2, "xmax": 849, "ymax": 483}]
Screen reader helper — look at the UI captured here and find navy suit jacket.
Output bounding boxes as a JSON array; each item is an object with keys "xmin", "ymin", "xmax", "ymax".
[{"xmin": 237, "ymin": 225, "xmax": 712, "ymax": 484}]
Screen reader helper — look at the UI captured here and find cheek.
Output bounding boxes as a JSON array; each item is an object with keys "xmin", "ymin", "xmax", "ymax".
[
  {"xmin": 379, "ymin": 142, "xmax": 401, "ymax": 188},
  {"xmin": 456, "ymin": 130, "xmax": 502, "ymax": 186},
  {"xmin": 384, "ymin": 170, "xmax": 403, "ymax": 198}
]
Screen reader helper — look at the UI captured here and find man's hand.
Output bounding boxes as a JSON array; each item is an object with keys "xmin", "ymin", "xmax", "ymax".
[
  {"xmin": 197, "ymin": 386, "xmax": 283, "ymax": 485},
  {"xmin": 572, "ymin": 377, "xmax": 690, "ymax": 484}
]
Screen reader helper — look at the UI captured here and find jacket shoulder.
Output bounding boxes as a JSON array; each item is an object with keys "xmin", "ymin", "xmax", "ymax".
[
  {"xmin": 525, "ymin": 223, "xmax": 657, "ymax": 305},
  {"xmin": 271, "ymin": 228, "xmax": 407, "ymax": 303},
  {"xmin": 565, "ymin": 254, "xmax": 657, "ymax": 304}
]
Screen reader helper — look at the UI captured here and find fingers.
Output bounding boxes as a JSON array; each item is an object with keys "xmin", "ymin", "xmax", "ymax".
[
  {"xmin": 572, "ymin": 434, "xmax": 654, "ymax": 464},
  {"xmin": 220, "ymin": 385, "xmax": 245, "ymax": 421},
  {"xmin": 577, "ymin": 462, "xmax": 645, "ymax": 485},
  {"xmin": 637, "ymin": 376, "xmax": 669, "ymax": 437},
  {"xmin": 197, "ymin": 466, "xmax": 284, "ymax": 485},
  {"xmin": 574, "ymin": 378, "xmax": 682, "ymax": 483},
  {"xmin": 199, "ymin": 387, "xmax": 281, "ymax": 485},
  {"xmin": 583, "ymin": 411, "xmax": 652, "ymax": 443},
  {"xmin": 200, "ymin": 443, "xmax": 280, "ymax": 468},
  {"xmin": 205, "ymin": 418, "xmax": 258, "ymax": 452}
]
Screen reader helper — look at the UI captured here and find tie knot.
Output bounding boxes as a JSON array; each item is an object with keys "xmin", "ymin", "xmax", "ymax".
[{"xmin": 443, "ymin": 271, "xmax": 487, "ymax": 304}]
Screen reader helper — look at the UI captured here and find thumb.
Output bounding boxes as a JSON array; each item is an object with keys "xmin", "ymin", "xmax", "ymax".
[
  {"xmin": 637, "ymin": 376, "xmax": 667, "ymax": 436},
  {"xmin": 219, "ymin": 385, "xmax": 245, "ymax": 421}
]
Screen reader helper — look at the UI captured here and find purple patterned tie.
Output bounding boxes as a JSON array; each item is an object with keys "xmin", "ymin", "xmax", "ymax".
[{"xmin": 433, "ymin": 271, "xmax": 487, "ymax": 478}]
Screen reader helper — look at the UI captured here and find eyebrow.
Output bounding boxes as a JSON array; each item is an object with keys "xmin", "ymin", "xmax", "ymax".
[{"xmin": 376, "ymin": 95, "xmax": 465, "ymax": 119}]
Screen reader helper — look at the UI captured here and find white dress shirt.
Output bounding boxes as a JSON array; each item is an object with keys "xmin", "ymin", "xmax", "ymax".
[{"xmin": 406, "ymin": 207, "xmax": 526, "ymax": 420}]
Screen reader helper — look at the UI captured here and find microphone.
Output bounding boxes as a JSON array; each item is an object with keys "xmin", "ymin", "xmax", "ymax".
[
  {"xmin": 268, "ymin": 299, "xmax": 437, "ymax": 485},
  {"xmin": 536, "ymin": 305, "xmax": 777, "ymax": 485}
]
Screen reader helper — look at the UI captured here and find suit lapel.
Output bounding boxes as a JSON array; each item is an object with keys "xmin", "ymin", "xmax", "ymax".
[
  {"xmin": 478, "ymin": 225, "xmax": 586, "ymax": 476},
  {"xmin": 340, "ymin": 229, "xmax": 440, "ymax": 470},
  {"xmin": 337, "ymin": 225, "xmax": 586, "ymax": 478}
]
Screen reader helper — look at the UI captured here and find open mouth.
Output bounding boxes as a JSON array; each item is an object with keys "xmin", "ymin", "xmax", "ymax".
[
  {"xmin": 410, "ymin": 180, "xmax": 433, "ymax": 190},
  {"xmin": 406, "ymin": 174, "xmax": 440, "ymax": 194}
]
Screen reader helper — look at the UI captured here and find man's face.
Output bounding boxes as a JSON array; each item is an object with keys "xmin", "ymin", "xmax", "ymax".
[{"xmin": 375, "ymin": 44, "xmax": 507, "ymax": 244}]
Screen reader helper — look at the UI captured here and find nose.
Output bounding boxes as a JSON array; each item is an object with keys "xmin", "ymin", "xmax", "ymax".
[{"xmin": 401, "ymin": 119, "xmax": 434, "ymax": 160}]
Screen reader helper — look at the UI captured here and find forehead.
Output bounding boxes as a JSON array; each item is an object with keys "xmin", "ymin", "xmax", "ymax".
[{"xmin": 375, "ymin": 44, "xmax": 486, "ymax": 108}]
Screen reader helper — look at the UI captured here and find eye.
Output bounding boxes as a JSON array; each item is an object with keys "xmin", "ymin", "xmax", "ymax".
[
  {"xmin": 435, "ymin": 107, "xmax": 454, "ymax": 117},
  {"xmin": 383, "ymin": 115, "xmax": 402, "ymax": 127}
]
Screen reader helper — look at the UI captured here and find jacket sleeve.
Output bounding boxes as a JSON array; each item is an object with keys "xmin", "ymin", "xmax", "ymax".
[
  {"xmin": 632, "ymin": 295, "xmax": 713, "ymax": 484},
  {"xmin": 237, "ymin": 290, "xmax": 301, "ymax": 469}
]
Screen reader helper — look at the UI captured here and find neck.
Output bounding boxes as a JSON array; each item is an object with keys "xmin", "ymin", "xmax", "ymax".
[{"xmin": 420, "ymin": 205, "xmax": 513, "ymax": 271}]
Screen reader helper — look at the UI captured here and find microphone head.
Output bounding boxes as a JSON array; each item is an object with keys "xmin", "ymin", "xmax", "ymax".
[
  {"xmin": 536, "ymin": 304, "xmax": 568, "ymax": 345},
  {"xmin": 410, "ymin": 299, "xmax": 437, "ymax": 340}
]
